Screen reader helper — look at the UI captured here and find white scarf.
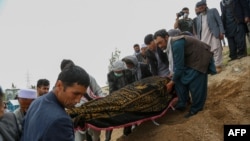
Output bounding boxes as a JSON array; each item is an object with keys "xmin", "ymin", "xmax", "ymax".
[{"xmin": 166, "ymin": 37, "xmax": 174, "ymax": 76}]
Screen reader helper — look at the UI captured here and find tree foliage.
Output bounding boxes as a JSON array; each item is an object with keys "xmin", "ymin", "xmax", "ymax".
[{"xmin": 108, "ymin": 48, "xmax": 121, "ymax": 72}]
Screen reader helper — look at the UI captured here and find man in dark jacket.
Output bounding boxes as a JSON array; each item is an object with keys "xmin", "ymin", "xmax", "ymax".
[
  {"xmin": 106, "ymin": 60, "xmax": 135, "ymax": 141},
  {"xmin": 144, "ymin": 34, "xmax": 170, "ymax": 77},
  {"xmin": 220, "ymin": 0, "xmax": 250, "ymax": 60},
  {"xmin": 21, "ymin": 65, "xmax": 90, "ymax": 141}
]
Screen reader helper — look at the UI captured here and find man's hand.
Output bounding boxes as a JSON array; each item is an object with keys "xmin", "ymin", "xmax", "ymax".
[
  {"xmin": 166, "ymin": 80, "xmax": 174, "ymax": 93},
  {"xmin": 244, "ymin": 17, "xmax": 250, "ymax": 23},
  {"xmin": 219, "ymin": 33, "xmax": 224, "ymax": 40}
]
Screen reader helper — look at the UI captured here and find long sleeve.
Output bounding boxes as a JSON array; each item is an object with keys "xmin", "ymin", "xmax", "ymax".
[
  {"xmin": 213, "ymin": 8, "xmax": 225, "ymax": 34},
  {"xmin": 172, "ymin": 39, "xmax": 185, "ymax": 82},
  {"xmin": 89, "ymin": 75, "xmax": 104, "ymax": 97}
]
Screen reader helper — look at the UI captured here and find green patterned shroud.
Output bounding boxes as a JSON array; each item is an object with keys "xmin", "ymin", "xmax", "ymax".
[{"xmin": 67, "ymin": 76, "xmax": 173, "ymax": 128}]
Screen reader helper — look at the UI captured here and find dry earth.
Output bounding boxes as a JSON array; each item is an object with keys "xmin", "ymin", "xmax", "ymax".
[{"xmin": 99, "ymin": 47, "xmax": 250, "ymax": 141}]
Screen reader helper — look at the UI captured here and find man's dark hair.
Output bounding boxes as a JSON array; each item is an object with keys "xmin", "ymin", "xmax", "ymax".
[
  {"xmin": 153, "ymin": 29, "xmax": 169, "ymax": 39},
  {"xmin": 182, "ymin": 7, "xmax": 189, "ymax": 11},
  {"xmin": 57, "ymin": 65, "xmax": 90, "ymax": 88},
  {"xmin": 133, "ymin": 44, "xmax": 139, "ymax": 48},
  {"xmin": 37, "ymin": 79, "xmax": 50, "ymax": 87},
  {"xmin": 144, "ymin": 34, "xmax": 154, "ymax": 45},
  {"xmin": 60, "ymin": 59, "xmax": 75, "ymax": 71}
]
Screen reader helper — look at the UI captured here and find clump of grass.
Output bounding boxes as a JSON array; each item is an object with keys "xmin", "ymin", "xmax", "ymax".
[
  {"xmin": 222, "ymin": 46, "xmax": 230, "ymax": 66},
  {"xmin": 247, "ymin": 47, "xmax": 250, "ymax": 55}
]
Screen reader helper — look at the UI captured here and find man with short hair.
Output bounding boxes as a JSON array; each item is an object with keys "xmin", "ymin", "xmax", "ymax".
[
  {"xmin": 60, "ymin": 59, "xmax": 105, "ymax": 141},
  {"xmin": 144, "ymin": 34, "xmax": 170, "ymax": 77},
  {"xmin": 133, "ymin": 44, "xmax": 140, "ymax": 56},
  {"xmin": 36, "ymin": 79, "xmax": 50, "ymax": 96},
  {"xmin": 174, "ymin": 7, "xmax": 194, "ymax": 34},
  {"xmin": 21, "ymin": 65, "xmax": 90, "ymax": 141}
]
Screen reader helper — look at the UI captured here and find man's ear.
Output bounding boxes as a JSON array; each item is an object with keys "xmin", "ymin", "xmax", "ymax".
[
  {"xmin": 55, "ymin": 80, "xmax": 63, "ymax": 90},
  {"xmin": 165, "ymin": 35, "xmax": 169, "ymax": 41}
]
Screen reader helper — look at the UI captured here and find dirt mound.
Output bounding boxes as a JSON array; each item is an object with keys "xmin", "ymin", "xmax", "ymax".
[{"xmin": 100, "ymin": 54, "xmax": 250, "ymax": 141}]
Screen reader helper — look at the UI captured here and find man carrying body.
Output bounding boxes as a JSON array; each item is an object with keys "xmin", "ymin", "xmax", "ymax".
[
  {"xmin": 154, "ymin": 29, "xmax": 216, "ymax": 118},
  {"xmin": 21, "ymin": 64, "xmax": 90, "ymax": 141}
]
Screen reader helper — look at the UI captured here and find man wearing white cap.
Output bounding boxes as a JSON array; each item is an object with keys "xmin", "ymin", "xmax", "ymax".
[
  {"xmin": 14, "ymin": 89, "xmax": 37, "ymax": 135},
  {"xmin": 135, "ymin": 44, "xmax": 148, "ymax": 64}
]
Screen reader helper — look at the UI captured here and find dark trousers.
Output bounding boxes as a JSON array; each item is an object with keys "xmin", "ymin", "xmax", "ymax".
[
  {"xmin": 105, "ymin": 130, "xmax": 113, "ymax": 141},
  {"xmin": 123, "ymin": 126, "xmax": 132, "ymax": 136},
  {"xmin": 175, "ymin": 72, "xmax": 208, "ymax": 114},
  {"xmin": 105, "ymin": 126, "xmax": 132, "ymax": 141},
  {"xmin": 227, "ymin": 24, "xmax": 247, "ymax": 59},
  {"xmin": 86, "ymin": 130, "xmax": 93, "ymax": 141}
]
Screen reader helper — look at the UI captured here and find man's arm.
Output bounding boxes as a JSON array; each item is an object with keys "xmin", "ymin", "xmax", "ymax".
[
  {"xmin": 172, "ymin": 39, "xmax": 185, "ymax": 82},
  {"xmin": 174, "ymin": 16, "xmax": 180, "ymax": 29},
  {"xmin": 89, "ymin": 75, "xmax": 104, "ymax": 97},
  {"xmin": 213, "ymin": 8, "xmax": 225, "ymax": 39}
]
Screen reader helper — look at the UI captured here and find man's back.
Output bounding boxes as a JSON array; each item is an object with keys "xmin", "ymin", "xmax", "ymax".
[
  {"xmin": 21, "ymin": 92, "xmax": 74, "ymax": 141},
  {"xmin": 178, "ymin": 18, "xmax": 193, "ymax": 33}
]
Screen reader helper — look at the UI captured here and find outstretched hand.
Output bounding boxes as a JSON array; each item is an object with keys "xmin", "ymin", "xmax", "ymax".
[{"xmin": 166, "ymin": 80, "xmax": 174, "ymax": 93}]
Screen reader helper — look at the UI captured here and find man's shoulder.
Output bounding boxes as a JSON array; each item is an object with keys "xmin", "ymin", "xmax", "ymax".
[
  {"xmin": 139, "ymin": 62, "xmax": 148, "ymax": 66},
  {"xmin": 29, "ymin": 94, "xmax": 65, "ymax": 117},
  {"xmin": 136, "ymin": 53, "xmax": 142, "ymax": 58},
  {"xmin": 107, "ymin": 71, "xmax": 114, "ymax": 76},
  {"xmin": 208, "ymin": 8, "xmax": 219, "ymax": 13},
  {"xmin": 179, "ymin": 18, "xmax": 192, "ymax": 21},
  {"xmin": 123, "ymin": 69, "xmax": 132, "ymax": 74},
  {"xmin": 3, "ymin": 112, "xmax": 15, "ymax": 119}
]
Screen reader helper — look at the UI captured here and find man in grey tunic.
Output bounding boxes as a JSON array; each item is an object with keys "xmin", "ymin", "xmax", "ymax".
[
  {"xmin": 14, "ymin": 89, "xmax": 37, "ymax": 135},
  {"xmin": 197, "ymin": 0, "xmax": 225, "ymax": 73}
]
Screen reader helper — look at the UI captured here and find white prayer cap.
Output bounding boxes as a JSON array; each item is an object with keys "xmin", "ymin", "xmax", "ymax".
[
  {"xmin": 18, "ymin": 89, "xmax": 37, "ymax": 99},
  {"xmin": 141, "ymin": 44, "xmax": 147, "ymax": 48},
  {"xmin": 112, "ymin": 60, "xmax": 127, "ymax": 71}
]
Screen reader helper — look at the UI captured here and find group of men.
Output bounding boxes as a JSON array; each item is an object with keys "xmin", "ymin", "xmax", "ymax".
[
  {"xmin": 0, "ymin": 78, "xmax": 50, "ymax": 141},
  {"xmin": 0, "ymin": 0, "xmax": 249, "ymax": 141},
  {"xmin": 174, "ymin": 0, "xmax": 250, "ymax": 72}
]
